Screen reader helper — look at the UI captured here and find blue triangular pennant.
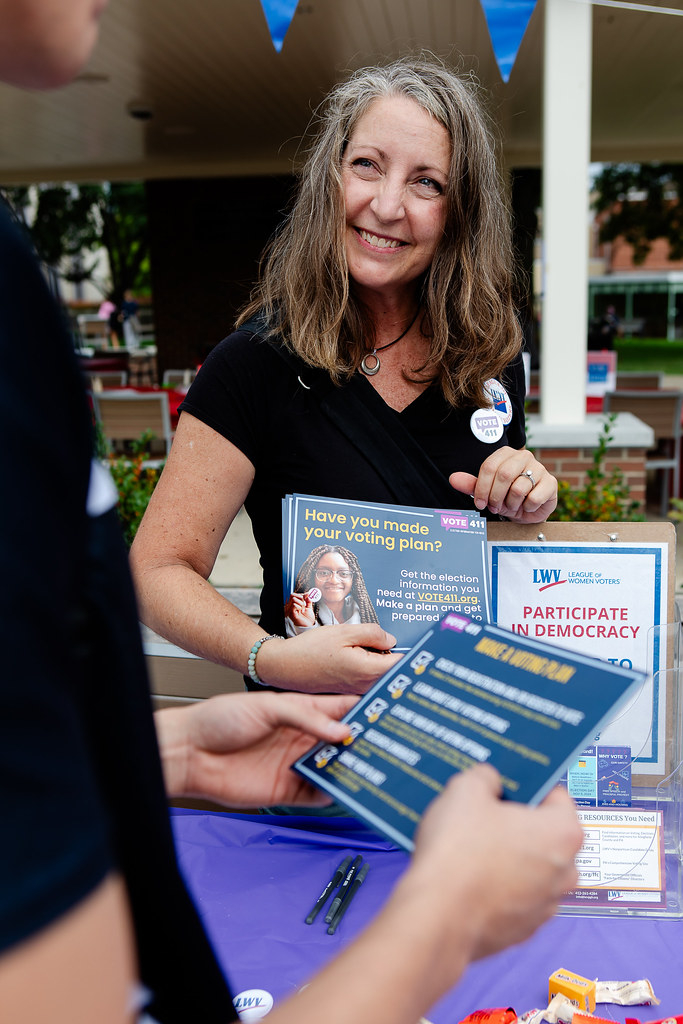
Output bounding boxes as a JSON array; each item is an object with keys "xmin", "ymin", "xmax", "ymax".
[
  {"xmin": 259, "ymin": 0, "xmax": 299, "ymax": 52},
  {"xmin": 480, "ymin": 0, "xmax": 537, "ymax": 82}
]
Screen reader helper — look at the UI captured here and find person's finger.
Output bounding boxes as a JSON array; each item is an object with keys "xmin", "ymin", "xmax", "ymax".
[
  {"xmin": 504, "ymin": 479, "xmax": 558, "ymax": 523},
  {"xmin": 430, "ymin": 763, "xmax": 503, "ymax": 817},
  {"xmin": 449, "ymin": 471, "xmax": 477, "ymax": 497},
  {"xmin": 462, "ymin": 761, "xmax": 504, "ymax": 795},
  {"xmin": 485, "ymin": 460, "xmax": 533, "ymax": 513},
  {"xmin": 275, "ymin": 695, "xmax": 357, "ymax": 741}
]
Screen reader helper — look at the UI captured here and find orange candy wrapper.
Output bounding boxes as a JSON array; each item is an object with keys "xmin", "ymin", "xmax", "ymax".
[
  {"xmin": 624, "ymin": 1018, "xmax": 683, "ymax": 1024},
  {"xmin": 459, "ymin": 1009, "xmax": 517, "ymax": 1024}
]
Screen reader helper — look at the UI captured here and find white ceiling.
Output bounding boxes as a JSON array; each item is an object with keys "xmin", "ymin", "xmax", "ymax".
[{"xmin": 0, "ymin": 0, "xmax": 681, "ymax": 185}]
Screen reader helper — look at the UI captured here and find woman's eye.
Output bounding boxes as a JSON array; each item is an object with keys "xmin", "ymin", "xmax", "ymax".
[
  {"xmin": 350, "ymin": 157, "xmax": 378, "ymax": 177},
  {"xmin": 414, "ymin": 177, "xmax": 443, "ymax": 195}
]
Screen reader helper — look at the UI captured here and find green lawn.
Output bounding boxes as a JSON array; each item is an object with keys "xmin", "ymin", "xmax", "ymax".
[{"xmin": 615, "ymin": 338, "xmax": 683, "ymax": 374}]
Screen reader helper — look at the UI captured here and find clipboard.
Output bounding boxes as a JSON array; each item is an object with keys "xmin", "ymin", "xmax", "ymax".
[{"xmin": 487, "ymin": 521, "xmax": 677, "ymax": 787}]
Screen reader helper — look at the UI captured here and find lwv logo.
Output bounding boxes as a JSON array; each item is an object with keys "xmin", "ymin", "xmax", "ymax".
[
  {"xmin": 233, "ymin": 989, "xmax": 273, "ymax": 1021},
  {"xmin": 532, "ymin": 568, "xmax": 566, "ymax": 591}
]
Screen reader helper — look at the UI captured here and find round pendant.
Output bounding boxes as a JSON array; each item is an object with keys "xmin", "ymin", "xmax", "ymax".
[{"xmin": 361, "ymin": 352, "xmax": 380, "ymax": 376}]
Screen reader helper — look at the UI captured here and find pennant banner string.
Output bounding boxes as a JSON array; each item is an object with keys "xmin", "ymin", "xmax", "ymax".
[
  {"xmin": 479, "ymin": 0, "xmax": 537, "ymax": 83},
  {"xmin": 259, "ymin": 0, "xmax": 299, "ymax": 52},
  {"xmin": 260, "ymin": 0, "xmax": 680, "ymax": 65}
]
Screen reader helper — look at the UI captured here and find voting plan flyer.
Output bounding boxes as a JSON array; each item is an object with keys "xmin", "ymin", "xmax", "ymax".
[
  {"xmin": 282, "ymin": 494, "xmax": 489, "ymax": 651},
  {"xmin": 294, "ymin": 613, "xmax": 645, "ymax": 851}
]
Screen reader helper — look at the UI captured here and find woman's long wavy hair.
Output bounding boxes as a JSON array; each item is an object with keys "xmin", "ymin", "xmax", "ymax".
[
  {"xmin": 293, "ymin": 544, "xmax": 379, "ymax": 626},
  {"xmin": 238, "ymin": 54, "xmax": 522, "ymax": 409}
]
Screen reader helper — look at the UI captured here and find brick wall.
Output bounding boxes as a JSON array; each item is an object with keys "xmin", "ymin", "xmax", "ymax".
[{"xmin": 533, "ymin": 446, "xmax": 648, "ymax": 509}]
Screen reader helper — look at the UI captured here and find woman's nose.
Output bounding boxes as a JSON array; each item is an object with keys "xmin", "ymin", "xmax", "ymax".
[{"xmin": 370, "ymin": 178, "xmax": 405, "ymax": 222}]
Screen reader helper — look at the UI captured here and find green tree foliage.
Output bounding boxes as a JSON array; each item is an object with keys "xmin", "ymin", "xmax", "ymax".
[
  {"xmin": 592, "ymin": 163, "xmax": 683, "ymax": 265},
  {"xmin": 0, "ymin": 181, "xmax": 150, "ymax": 298}
]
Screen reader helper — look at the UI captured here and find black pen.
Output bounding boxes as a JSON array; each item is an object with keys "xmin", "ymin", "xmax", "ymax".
[
  {"xmin": 327, "ymin": 862, "xmax": 369, "ymax": 935},
  {"xmin": 324, "ymin": 854, "xmax": 363, "ymax": 924},
  {"xmin": 304, "ymin": 855, "xmax": 352, "ymax": 925}
]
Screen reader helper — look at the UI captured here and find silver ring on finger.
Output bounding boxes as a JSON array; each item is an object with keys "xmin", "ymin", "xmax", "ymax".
[{"xmin": 517, "ymin": 469, "xmax": 536, "ymax": 488}]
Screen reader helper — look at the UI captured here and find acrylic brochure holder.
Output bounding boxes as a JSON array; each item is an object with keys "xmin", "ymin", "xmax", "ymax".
[
  {"xmin": 654, "ymin": 655, "xmax": 683, "ymax": 917},
  {"xmin": 487, "ymin": 520, "xmax": 682, "ymax": 918}
]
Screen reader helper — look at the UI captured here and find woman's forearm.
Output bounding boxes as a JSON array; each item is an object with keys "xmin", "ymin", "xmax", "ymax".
[
  {"xmin": 133, "ymin": 559, "xmax": 264, "ymax": 671},
  {"xmin": 129, "ymin": 412, "xmax": 265, "ymax": 672},
  {"xmin": 134, "ymin": 559, "xmax": 398, "ymax": 695}
]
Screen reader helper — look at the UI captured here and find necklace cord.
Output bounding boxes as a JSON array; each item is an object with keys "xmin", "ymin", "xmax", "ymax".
[
  {"xmin": 360, "ymin": 307, "xmax": 421, "ymax": 377},
  {"xmin": 373, "ymin": 307, "xmax": 420, "ymax": 353}
]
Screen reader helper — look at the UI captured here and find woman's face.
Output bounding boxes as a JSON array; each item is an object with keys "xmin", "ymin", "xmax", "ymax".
[
  {"xmin": 342, "ymin": 94, "xmax": 450, "ymax": 305},
  {"xmin": 314, "ymin": 552, "xmax": 354, "ymax": 603}
]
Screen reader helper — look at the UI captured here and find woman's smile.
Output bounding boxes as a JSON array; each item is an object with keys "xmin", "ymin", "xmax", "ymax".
[
  {"xmin": 342, "ymin": 94, "xmax": 450, "ymax": 304},
  {"xmin": 354, "ymin": 227, "xmax": 407, "ymax": 251}
]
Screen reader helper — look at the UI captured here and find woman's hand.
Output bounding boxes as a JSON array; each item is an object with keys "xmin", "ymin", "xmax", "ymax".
[
  {"xmin": 449, "ymin": 447, "xmax": 557, "ymax": 523},
  {"xmin": 284, "ymin": 591, "xmax": 316, "ymax": 628},
  {"xmin": 155, "ymin": 691, "xmax": 358, "ymax": 807},
  {"xmin": 256, "ymin": 625, "xmax": 402, "ymax": 695}
]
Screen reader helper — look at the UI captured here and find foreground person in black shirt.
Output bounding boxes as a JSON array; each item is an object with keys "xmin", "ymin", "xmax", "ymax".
[{"xmin": 0, "ymin": 4, "xmax": 582, "ymax": 1022}]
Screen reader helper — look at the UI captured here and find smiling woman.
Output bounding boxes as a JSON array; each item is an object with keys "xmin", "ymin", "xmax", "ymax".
[{"xmin": 130, "ymin": 55, "xmax": 559, "ymax": 701}]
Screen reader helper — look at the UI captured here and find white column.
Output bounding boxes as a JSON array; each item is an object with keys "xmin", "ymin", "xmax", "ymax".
[{"xmin": 540, "ymin": 0, "xmax": 592, "ymax": 424}]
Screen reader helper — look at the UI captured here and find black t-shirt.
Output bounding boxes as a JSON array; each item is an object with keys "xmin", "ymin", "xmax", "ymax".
[
  {"xmin": 0, "ymin": 204, "xmax": 236, "ymax": 1023},
  {"xmin": 181, "ymin": 327, "xmax": 526, "ymax": 645}
]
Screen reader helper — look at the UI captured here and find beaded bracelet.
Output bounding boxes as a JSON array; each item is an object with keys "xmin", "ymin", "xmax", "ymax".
[{"xmin": 247, "ymin": 634, "xmax": 283, "ymax": 685}]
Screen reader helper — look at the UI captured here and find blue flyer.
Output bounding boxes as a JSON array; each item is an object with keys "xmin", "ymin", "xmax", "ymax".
[
  {"xmin": 282, "ymin": 493, "xmax": 489, "ymax": 650},
  {"xmin": 294, "ymin": 614, "xmax": 645, "ymax": 851},
  {"xmin": 565, "ymin": 745, "xmax": 632, "ymax": 807},
  {"xmin": 566, "ymin": 747, "xmax": 598, "ymax": 805}
]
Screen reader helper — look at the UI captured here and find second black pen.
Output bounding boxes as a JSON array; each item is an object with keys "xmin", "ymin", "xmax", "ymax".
[
  {"xmin": 304, "ymin": 854, "xmax": 352, "ymax": 925},
  {"xmin": 324, "ymin": 854, "xmax": 363, "ymax": 923},
  {"xmin": 327, "ymin": 862, "xmax": 369, "ymax": 935}
]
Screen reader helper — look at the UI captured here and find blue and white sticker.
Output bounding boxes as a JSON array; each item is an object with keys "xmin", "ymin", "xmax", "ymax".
[
  {"xmin": 470, "ymin": 408, "xmax": 504, "ymax": 443},
  {"xmin": 484, "ymin": 378, "xmax": 513, "ymax": 425},
  {"xmin": 234, "ymin": 989, "xmax": 274, "ymax": 1021}
]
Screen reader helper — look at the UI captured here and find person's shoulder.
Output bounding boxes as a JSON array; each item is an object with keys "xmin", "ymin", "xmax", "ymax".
[
  {"xmin": 206, "ymin": 318, "xmax": 309, "ymax": 386},
  {"xmin": 204, "ymin": 321, "xmax": 278, "ymax": 365},
  {"xmin": 190, "ymin": 322, "xmax": 288, "ymax": 404}
]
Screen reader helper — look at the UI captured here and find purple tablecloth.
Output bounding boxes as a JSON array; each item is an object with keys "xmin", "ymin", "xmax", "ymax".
[{"xmin": 171, "ymin": 810, "xmax": 682, "ymax": 1021}]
